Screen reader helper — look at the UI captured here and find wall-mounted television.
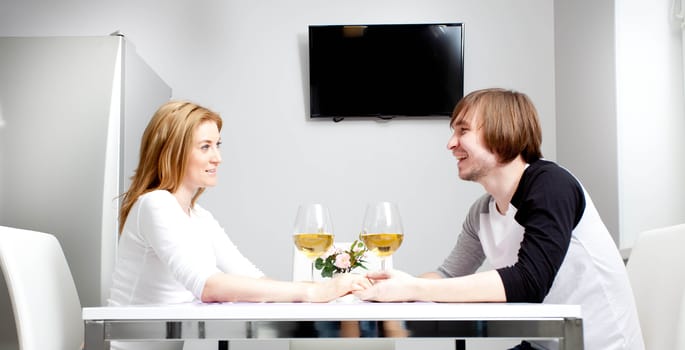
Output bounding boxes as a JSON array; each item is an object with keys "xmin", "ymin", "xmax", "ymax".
[{"xmin": 308, "ymin": 23, "xmax": 464, "ymax": 120}]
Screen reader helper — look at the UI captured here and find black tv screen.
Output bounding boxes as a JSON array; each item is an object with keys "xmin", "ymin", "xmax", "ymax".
[{"xmin": 309, "ymin": 23, "xmax": 464, "ymax": 120}]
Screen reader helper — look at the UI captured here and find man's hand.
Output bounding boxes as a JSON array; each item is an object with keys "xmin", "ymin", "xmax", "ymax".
[{"xmin": 353, "ymin": 269, "xmax": 421, "ymax": 302}]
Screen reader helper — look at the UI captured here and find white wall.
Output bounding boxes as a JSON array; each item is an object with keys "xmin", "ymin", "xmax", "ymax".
[
  {"xmin": 615, "ymin": 0, "xmax": 685, "ymax": 248},
  {"xmin": 554, "ymin": 0, "xmax": 621, "ymax": 243},
  {"xmin": 0, "ymin": 0, "xmax": 555, "ymax": 280},
  {"xmin": 555, "ymin": 0, "xmax": 685, "ymax": 249}
]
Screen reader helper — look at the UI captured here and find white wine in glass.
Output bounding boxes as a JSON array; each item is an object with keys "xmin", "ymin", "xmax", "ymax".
[
  {"xmin": 292, "ymin": 203, "xmax": 334, "ymax": 280},
  {"xmin": 360, "ymin": 202, "xmax": 404, "ymax": 270}
]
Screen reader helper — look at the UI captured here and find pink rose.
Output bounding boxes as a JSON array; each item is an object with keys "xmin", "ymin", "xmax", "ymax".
[{"xmin": 334, "ymin": 253, "xmax": 351, "ymax": 269}]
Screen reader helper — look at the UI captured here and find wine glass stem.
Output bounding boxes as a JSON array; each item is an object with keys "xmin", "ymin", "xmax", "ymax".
[
  {"xmin": 310, "ymin": 261, "xmax": 315, "ymax": 281},
  {"xmin": 381, "ymin": 258, "xmax": 386, "ymax": 271}
]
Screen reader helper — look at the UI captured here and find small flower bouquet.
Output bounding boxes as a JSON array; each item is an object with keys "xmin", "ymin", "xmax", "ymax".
[{"xmin": 314, "ymin": 240, "xmax": 369, "ymax": 278}]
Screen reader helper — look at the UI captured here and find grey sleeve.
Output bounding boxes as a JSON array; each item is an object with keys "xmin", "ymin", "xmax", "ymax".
[{"xmin": 436, "ymin": 194, "xmax": 489, "ymax": 278}]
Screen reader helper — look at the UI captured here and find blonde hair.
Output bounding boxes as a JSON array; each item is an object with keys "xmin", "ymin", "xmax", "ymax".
[
  {"xmin": 450, "ymin": 88, "xmax": 542, "ymax": 163},
  {"xmin": 118, "ymin": 101, "xmax": 222, "ymax": 234}
]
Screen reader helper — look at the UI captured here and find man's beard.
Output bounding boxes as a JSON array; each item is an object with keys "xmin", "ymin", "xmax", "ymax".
[{"xmin": 458, "ymin": 163, "xmax": 488, "ymax": 182}]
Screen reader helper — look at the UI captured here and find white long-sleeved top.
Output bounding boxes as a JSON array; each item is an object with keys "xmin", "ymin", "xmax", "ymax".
[{"xmin": 108, "ymin": 190, "xmax": 264, "ymax": 306}]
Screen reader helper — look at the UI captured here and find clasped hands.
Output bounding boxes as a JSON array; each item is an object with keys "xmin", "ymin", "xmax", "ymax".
[{"xmin": 320, "ymin": 269, "xmax": 418, "ymax": 302}]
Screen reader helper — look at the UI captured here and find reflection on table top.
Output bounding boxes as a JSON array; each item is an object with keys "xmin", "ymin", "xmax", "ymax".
[
  {"xmin": 83, "ymin": 301, "xmax": 581, "ymax": 321},
  {"xmin": 83, "ymin": 301, "xmax": 585, "ymax": 350}
]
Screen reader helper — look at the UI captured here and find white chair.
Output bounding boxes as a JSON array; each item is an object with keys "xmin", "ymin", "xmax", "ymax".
[
  {"xmin": 0, "ymin": 226, "xmax": 83, "ymax": 350},
  {"xmin": 625, "ymin": 223, "xmax": 685, "ymax": 350},
  {"xmin": 677, "ymin": 291, "xmax": 685, "ymax": 350}
]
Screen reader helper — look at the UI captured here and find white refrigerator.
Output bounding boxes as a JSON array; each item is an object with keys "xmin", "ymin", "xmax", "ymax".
[{"xmin": 0, "ymin": 34, "xmax": 171, "ymax": 346}]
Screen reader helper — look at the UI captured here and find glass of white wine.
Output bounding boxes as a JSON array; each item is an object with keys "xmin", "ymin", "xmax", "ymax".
[
  {"xmin": 360, "ymin": 201, "xmax": 404, "ymax": 271},
  {"xmin": 292, "ymin": 203, "xmax": 335, "ymax": 281}
]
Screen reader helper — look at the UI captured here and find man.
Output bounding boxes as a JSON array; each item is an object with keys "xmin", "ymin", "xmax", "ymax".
[{"xmin": 355, "ymin": 88, "xmax": 644, "ymax": 350}]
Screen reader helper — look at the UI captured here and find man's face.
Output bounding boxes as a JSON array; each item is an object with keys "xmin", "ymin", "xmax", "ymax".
[{"xmin": 447, "ymin": 109, "xmax": 499, "ymax": 182}]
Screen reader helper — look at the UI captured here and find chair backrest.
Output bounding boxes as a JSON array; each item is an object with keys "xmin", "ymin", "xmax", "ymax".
[
  {"xmin": 293, "ymin": 241, "xmax": 392, "ymax": 281},
  {"xmin": 0, "ymin": 226, "xmax": 83, "ymax": 350},
  {"xmin": 626, "ymin": 223, "xmax": 685, "ymax": 350}
]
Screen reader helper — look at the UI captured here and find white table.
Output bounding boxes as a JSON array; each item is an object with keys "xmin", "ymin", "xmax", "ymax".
[{"xmin": 83, "ymin": 302, "xmax": 583, "ymax": 349}]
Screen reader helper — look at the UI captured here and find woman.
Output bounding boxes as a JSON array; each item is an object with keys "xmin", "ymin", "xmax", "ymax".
[{"xmin": 109, "ymin": 101, "xmax": 368, "ymax": 309}]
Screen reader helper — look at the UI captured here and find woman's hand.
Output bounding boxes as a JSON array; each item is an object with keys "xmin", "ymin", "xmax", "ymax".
[{"xmin": 308, "ymin": 273, "xmax": 373, "ymax": 302}]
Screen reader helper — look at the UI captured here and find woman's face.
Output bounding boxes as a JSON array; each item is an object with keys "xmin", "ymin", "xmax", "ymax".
[{"xmin": 182, "ymin": 120, "xmax": 222, "ymax": 191}]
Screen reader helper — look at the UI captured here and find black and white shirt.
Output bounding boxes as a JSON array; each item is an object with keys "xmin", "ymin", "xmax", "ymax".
[{"xmin": 438, "ymin": 159, "xmax": 644, "ymax": 350}]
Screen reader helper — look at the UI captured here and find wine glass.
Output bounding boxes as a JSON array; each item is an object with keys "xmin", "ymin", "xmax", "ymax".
[
  {"xmin": 359, "ymin": 201, "xmax": 404, "ymax": 271},
  {"xmin": 292, "ymin": 203, "xmax": 335, "ymax": 281}
]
